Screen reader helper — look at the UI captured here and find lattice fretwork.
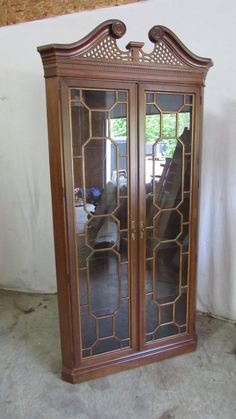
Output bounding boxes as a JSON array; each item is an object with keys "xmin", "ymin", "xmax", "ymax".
[
  {"xmin": 82, "ymin": 36, "xmax": 131, "ymax": 61},
  {"xmin": 140, "ymin": 41, "xmax": 184, "ymax": 66}
]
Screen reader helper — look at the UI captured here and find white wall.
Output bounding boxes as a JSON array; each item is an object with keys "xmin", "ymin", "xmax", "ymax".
[{"xmin": 0, "ymin": 0, "xmax": 236, "ymax": 319}]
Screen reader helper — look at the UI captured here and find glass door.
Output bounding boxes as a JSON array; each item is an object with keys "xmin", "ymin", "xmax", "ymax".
[
  {"xmin": 139, "ymin": 85, "xmax": 194, "ymax": 347},
  {"xmin": 68, "ymin": 83, "xmax": 138, "ymax": 359}
]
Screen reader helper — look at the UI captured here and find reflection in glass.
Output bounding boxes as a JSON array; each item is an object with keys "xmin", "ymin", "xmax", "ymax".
[
  {"xmin": 154, "ymin": 242, "xmax": 180, "ymax": 303},
  {"xmin": 146, "ymin": 92, "xmax": 154, "ymax": 103},
  {"xmin": 145, "ymin": 105, "xmax": 160, "ymax": 142},
  {"xmin": 99, "ymin": 317, "xmax": 113, "ymax": 338},
  {"xmin": 146, "ymin": 294, "xmax": 158, "ymax": 334},
  {"xmin": 77, "ymin": 236, "xmax": 91, "ymax": 269},
  {"xmin": 120, "ymin": 231, "xmax": 128, "ymax": 262},
  {"xmin": 87, "ymin": 216, "xmax": 118, "ymax": 249},
  {"xmin": 155, "ymin": 140, "xmax": 183, "ymax": 209},
  {"xmin": 156, "ymin": 93, "xmax": 184, "ymax": 111},
  {"xmin": 93, "ymin": 338, "xmax": 120, "ymax": 356},
  {"xmin": 146, "ymin": 260, "xmax": 153, "ymax": 293},
  {"xmin": 146, "ymin": 229, "xmax": 158, "ymax": 258},
  {"xmin": 115, "ymin": 300, "xmax": 129, "ymax": 339},
  {"xmin": 79, "ymin": 270, "xmax": 88, "ymax": 306},
  {"xmin": 178, "ymin": 195, "xmax": 190, "ymax": 222},
  {"xmin": 81, "ymin": 306, "xmax": 96, "ymax": 348},
  {"xmin": 70, "ymin": 88, "xmax": 130, "ymax": 357},
  {"xmin": 182, "ymin": 254, "xmax": 188, "ymax": 286},
  {"xmin": 91, "ymin": 111, "xmax": 109, "ymax": 137},
  {"xmin": 178, "ymin": 107, "xmax": 192, "ymax": 137},
  {"xmin": 82, "ymin": 90, "xmax": 116, "ymax": 109},
  {"xmin": 162, "ymin": 114, "xmax": 177, "ymax": 138},
  {"xmin": 118, "ymin": 91, "xmax": 127, "ymax": 102},
  {"xmin": 71, "ymin": 102, "xmax": 90, "ymax": 156},
  {"xmin": 153, "ymin": 324, "xmax": 178, "ymax": 340},
  {"xmin": 145, "ymin": 92, "xmax": 193, "ymax": 342},
  {"xmin": 160, "ymin": 304, "xmax": 173, "ymax": 324},
  {"xmin": 84, "ymin": 139, "xmax": 118, "ymax": 213},
  {"xmin": 89, "ymin": 251, "xmax": 119, "ymax": 317},
  {"xmin": 154, "ymin": 210, "xmax": 182, "ymax": 240},
  {"xmin": 175, "ymin": 291, "xmax": 187, "ymax": 325}
]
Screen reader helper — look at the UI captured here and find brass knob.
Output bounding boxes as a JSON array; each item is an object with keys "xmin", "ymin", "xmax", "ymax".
[
  {"xmin": 131, "ymin": 220, "xmax": 136, "ymax": 241},
  {"xmin": 140, "ymin": 220, "xmax": 145, "ymax": 239}
]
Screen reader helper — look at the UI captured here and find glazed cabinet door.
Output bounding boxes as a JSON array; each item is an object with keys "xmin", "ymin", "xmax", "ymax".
[
  {"xmin": 138, "ymin": 84, "xmax": 200, "ymax": 349},
  {"xmin": 61, "ymin": 80, "xmax": 139, "ymax": 365}
]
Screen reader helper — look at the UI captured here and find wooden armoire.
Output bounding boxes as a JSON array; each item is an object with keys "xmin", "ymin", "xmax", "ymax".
[{"xmin": 38, "ymin": 20, "xmax": 212, "ymax": 383}]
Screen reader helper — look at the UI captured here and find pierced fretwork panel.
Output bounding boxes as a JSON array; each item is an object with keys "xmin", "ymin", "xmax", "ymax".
[
  {"xmin": 70, "ymin": 88, "xmax": 130, "ymax": 357},
  {"xmin": 140, "ymin": 42, "xmax": 184, "ymax": 66},
  {"xmin": 144, "ymin": 91, "xmax": 193, "ymax": 343},
  {"xmin": 81, "ymin": 33, "xmax": 185, "ymax": 67},
  {"xmin": 82, "ymin": 36, "xmax": 131, "ymax": 61}
]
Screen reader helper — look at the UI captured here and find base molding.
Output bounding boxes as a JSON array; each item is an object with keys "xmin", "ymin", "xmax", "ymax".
[{"xmin": 61, "ymin": 333, "xmax": 197, "ymax": 383}]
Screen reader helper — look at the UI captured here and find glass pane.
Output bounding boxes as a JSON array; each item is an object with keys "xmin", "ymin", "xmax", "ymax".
[
  {"xmin": 92, "ymin": 338, "xmax": 121, "ymax": 355},
  {"xmin": 84, "ymin": 139, "xmax": 118, "ymax": 213},
  {"xmin": 91, "ymin": 111, "xmax": 109, "ymax": 137},
  {"xmin": 156, "ymin": 93, "xmax": 184, "ymax": 111},
  {"xmin": 184, "ymin": 95, "xmax": 193, "ymax": 105},
  {"xmin": 178, "ymin": 195, "xmax": 190, "ymax": 222},
  {"xmin": 118, "ymin": 91, "xmax": 127, "ymax": 102},
  {"xmin": 70, "ymin": 88, "xmax": 130, "ymax": 357},
  {"xmin": 110, "ymin": 104, "xmax": 127, "ymax": 151},
  {"xmin": 121, "ymin": 263, "xmax": 128, "ymax": 298},
  {"xmin": 81, "ymin": 306, "xmax": 96, "ymax": 348},
  {"xmin": 99, "ymin": 317, "xmax": 113, "ymax": 338},
  {"xmin": 146, "ymin": 229, "xmax": 158, "ymax": 258},
  {"xmin": 154, "ymin": 242, "xmax": 180, "ymax": 303},
  {"xmin": 146, "ymin": 92, "xmax": 154, "ymax": 103},
  {"xmin": 73, "ymin": 158, "xmax": 84, "ymax": 211},
  {"xmin": 178, "ymin": 106, "xmax": 192, "ymax": 135},
  {"xmin": 120, "ymin": 231, "xmax": 128, "ymax": 262},
  {"xmin": 89, "ymin": 251, "xmax": 119, "ymax": 317},
  {"xmin": 155, "ymin": 141, "xmax": 183, "ymax": 209},
  {"xmin": 115, "ymin": 299, "xmax": 129, "ymax": 339},
  {"xmin": 145, "ymin": 90, "xmax": 193, "ymax": 343},
  {"xmin": 87, "ymin": 216, "xmax": 118, "ymax": 249},
  {"xmin": 70, "ymin": 89, "xmax": 80, "ymax": 100},
  {"xmin": 82, "ymin": 90, "xmax": 116, "ymax": 109},
  {"xmin": 175, "ymin": 291, "xmax": 187, "ymax": 325},
  {"xmin": 182, "ymin": 254, "xmax": 188, "ymax": 286},
  {"xmin": 178, "ymin": 224, "xmax": 189, "ymax": 252},
  {"xmin": 145, "ymin": 105, "xmax": 160, "ymax": 142},
  {"xmin": 116, "ymin": 197, "xmax": 127, "ymax": 229},
  {"xmin": 153, "ymin": 324, "xmax": 178, "ymax": 340},
  {"xmin": 160, "ymin": 304, "xmax": 173, "ymax": 324},
  {"xmin": 154, "ymin": 209, "xmax": 182, "ymax": 240},
  {"xmin": 146, "ymin": 198, "xmax": 156, "ymax": 227},
  {"xmin": 71, "ymin": 102, "xmax": 90, "ymax": 156},
  {"xmin": 162, "ymin": 114, "xmax": 176, "ymax": 138},
  {"xmin": 146, "ymin": 260, "xmax": 153, "ymax": 293},
  {"xmin": 79, "ymin": 269, "xmax": 88, "ymax": 306},
  {"xmin": 178, "ymin": 106, "xmax": 192, "ymax": 154},
  {"xmin": 184, "ymin": 155, "xmax": 191, "ymax": 191},
  {"xmin": 146, "ymin": 294, "xmax": 158, "ymax": 334},
  {"xmin": 77, "ymin": 236, "xmax": 91, "ymax": 269}
]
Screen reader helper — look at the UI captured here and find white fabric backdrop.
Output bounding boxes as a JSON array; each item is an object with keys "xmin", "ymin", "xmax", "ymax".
[{"xmin": 0, "ymin": 0, "xmax": 236, "ymax": 319}]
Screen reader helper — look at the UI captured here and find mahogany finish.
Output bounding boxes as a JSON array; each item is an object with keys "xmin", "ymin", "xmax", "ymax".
[{"xmin": 38, "ymin": 20, "xmax": 212, "ymax": 383}]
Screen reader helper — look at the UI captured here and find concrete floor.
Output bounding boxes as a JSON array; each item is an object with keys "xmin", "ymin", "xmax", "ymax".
[{"xmin": 0, "ymin": 290, "xmax": 235, "ymax": 419}]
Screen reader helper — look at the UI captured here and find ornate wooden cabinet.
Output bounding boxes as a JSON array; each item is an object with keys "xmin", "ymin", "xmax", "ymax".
[{"xmin": 38, "ymin": 20, "xmax": 212, "ymax": 383}]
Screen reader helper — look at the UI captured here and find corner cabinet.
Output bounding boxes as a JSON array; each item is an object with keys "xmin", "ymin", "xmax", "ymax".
[{"xmin": 38, "ymin": 20, "xmax": 212, "ymax": 383}]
